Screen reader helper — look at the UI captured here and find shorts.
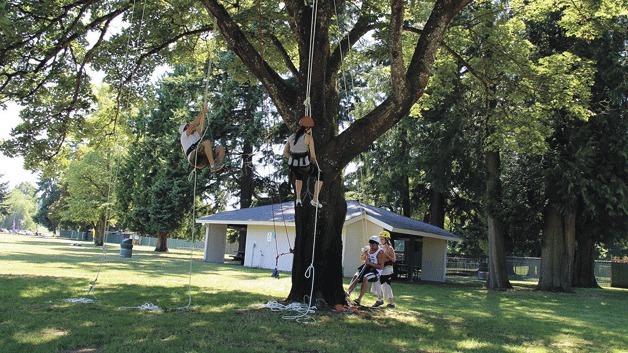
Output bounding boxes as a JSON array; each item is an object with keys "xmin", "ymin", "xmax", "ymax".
[
  {"xmin": 187, "ymin": 144, "xmax": 209, "ymax": 169},
  {"xmin": 379, "ymin": 265, "xmax": 393, "ymax": 285},
  {"xmin": 355, "ymin": 264, "xmax": 380, "ymax": 283},
  {"xmin": 289, "ymin": 164, "xmax": 324, "ymax": 182}
]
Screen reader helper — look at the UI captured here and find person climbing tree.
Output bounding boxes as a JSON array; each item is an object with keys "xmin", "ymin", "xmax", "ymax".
[
  {"xmin": 179, "ymin": 103, "xmax": 226, "ymax": 172},
  {"xmin": 283, "ymin": 116, "xmax": 324, "ymax": 208}
]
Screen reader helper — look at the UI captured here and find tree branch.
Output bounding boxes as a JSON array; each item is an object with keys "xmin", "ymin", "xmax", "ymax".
[
  {"xmin": 390, "ymin": 0, "xmax": 406, "ymax": 100},
  {"xmin": 267, "ymin": 32, "xmax": 298, "ymax": 77},
  {"xmin": 328, "ymin": 14, "xmax": 377, "ymax": 77},
  {"xmin": 200, "ymin": 0, "xmax": 298, "ymax": 122},
  {"xmin": 322, "ymin": 0, "xmax": 474, "ymax": 170}
]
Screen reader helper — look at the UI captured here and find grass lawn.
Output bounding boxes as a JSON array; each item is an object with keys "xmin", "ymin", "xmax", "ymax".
[{"xmin": 0, "ymin": 233, "xmax": 626, "ymax": 353}]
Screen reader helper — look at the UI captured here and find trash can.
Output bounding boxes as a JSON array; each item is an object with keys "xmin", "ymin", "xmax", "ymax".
[
  {"xmin": 477, "ymin": 262, "xmax": 489, "ymax": 280},
  {"xmin": 120, "ymin": 238, "xmax": 133, "ymax": 258}
]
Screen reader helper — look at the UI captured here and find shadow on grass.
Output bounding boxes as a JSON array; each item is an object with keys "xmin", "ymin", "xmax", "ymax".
[
  {"xmin": 1, "ymin": 274, "xmax": 626, "ymax": 353},
  {"xmin": 2, "ymin": 235, "xmax": 627, "ymax": 353}
]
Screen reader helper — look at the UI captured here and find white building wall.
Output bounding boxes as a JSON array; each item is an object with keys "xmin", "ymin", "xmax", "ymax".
[
  {"xmin": 244, "ymin": 225, "xmax": 295, "ymax": 272},
  {"xmin": 342, "ymin": 220, "xmax": 385, "ymax": 277},
  {"xmin": 421, "ymin": 237, "xmax": 448, "ymax": 282},
  {"xmin": 203, "ymin": 224, "xmax": 227, "ymax": 263},
  {"xmin": 204, "ymin": 218, "xmax": 452, "ymax": 281}
]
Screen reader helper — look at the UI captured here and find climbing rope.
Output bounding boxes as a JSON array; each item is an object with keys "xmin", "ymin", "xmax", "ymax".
[
  {"xmin": 270, "ymin": 185, "xmax": 293, "ymax": 278},
  {"xmin": 177, "ymin": 32, "xmax": 218, "ymax": 311},
  {"xmin": 63, "ymin": 297, "xmax": 95, "ymax": 304},
  {"xmin": 303, "ymin": 0, "xmax": 319, "ymax": 117},
  {"xmin": 279, "ymin": 0, "xmax": 323, "ymax": 322},
  {"xmin": 65, "ymin": 0, "xmax": 147, "ymax": 304}
]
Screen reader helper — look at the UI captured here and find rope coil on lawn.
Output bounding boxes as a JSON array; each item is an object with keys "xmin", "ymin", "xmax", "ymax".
[
  {"xmin": 63, "ymin": 297, "xmax": 95, "ymax": 304},
  {"xmin": 119, "ymin": 303, "xmax": 161, "ymax": 311},
  {"xmin": 265, "ymin": 300, "xmax": 317, "ymax": 324}
]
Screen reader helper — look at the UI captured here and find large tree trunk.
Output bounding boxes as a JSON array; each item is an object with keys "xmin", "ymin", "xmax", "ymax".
[
  {"xmin": 237, "ymin": 140, "xmax": 254, "ymax": 265},
  {"xmin": 240, "ymin": 142, "xmax": 253, "ymax": 209},
  {"xmin": 429, "ymin": 189, "xmax": 446, "ymax": 228},
  {"xmin": 572, "ymin": 234, "xmax": 599, "ymax": 288},
  {"xmin": 537, "ymin": 196, "xmax": 576, "ymax": 292},
  {"xmin": 287, "ymin": 172, "xmax": 346, "ymax": 306},
  {"xmin": 485, "ymin": 150, "xmax": 512, "ymax": 289},
  {"xmin": 155, "ymin": 231, "xmax": 169, "ymax": 252},
  {"xmin": 401, "ymin": 175, "xmax": 412, "ymax": 217},
  {"xmin": 93, "ymin": 214, "xmax": 106, "ymax": 246}
]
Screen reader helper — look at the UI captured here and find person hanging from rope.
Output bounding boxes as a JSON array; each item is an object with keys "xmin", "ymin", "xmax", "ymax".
[
  {"xmin": 282, "ymin": 116, "xmax": 324, "ymax": 208},
  {"xmin": 179, "ymin": 103, "xmax": 226, "ymax": 173},
  {"xmin": 345, "ymin": 235, "xmax": 386, "ymax": 307}
]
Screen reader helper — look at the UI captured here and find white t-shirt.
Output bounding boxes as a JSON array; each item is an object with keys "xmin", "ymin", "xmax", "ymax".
[
  {"xmin": 181, "ymin": 130, "xmax": 201, "ymax": 157},
  {"xmin": 367, "ymin": 248, "xmax": 383, "ymax": 275}
]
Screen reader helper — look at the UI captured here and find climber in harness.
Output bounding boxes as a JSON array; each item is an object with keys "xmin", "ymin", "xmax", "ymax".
[
  {"xmin": 283, "ymin": 116, "xmax": 324, "ymax": 208},
  {"xmin": 179, "ymin": 103, "xmax": 226, "ymax": 173}
]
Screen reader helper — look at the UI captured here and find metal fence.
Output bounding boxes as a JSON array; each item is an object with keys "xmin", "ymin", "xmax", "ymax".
[
  {"xmin": 58, "ymin": 229, "xmax": 205, "ymax": 250},
  {"xmin": 446, "ymin": 256, "xmax": 611, "ymax": 283},
  {"xmin": 57, "ymin": 229, "xmax": 612, "ymax": 283}
]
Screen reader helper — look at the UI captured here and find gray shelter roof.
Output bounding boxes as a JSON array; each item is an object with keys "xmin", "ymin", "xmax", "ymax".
[{"xmin": 197, "ymin": 200, "xmax": 460, "ymax": 242}]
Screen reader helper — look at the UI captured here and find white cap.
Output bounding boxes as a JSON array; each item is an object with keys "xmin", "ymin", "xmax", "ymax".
[
  {"xmin": 369, "ymin": 235, "xmax": 380, "ymax": 244},
  {"xmin": 178, "ymin": 123, "xmax": 188, "ymax": 134}
]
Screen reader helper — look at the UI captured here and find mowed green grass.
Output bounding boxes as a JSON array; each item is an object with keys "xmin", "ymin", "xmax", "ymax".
[{"xmin": 0, "ymin": 233, "xmax": 626, "ymax": 353}]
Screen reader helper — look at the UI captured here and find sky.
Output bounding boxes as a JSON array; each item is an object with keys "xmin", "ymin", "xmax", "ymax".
[{"xmin": 0, "ymin": 102, "xmax": 40, "ymax": 189}]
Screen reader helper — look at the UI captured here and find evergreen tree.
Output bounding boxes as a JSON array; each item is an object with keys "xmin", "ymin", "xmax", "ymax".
[
  {"xmin": 33, "ymin": 178, "xmax": 61, "ymax": 232},
  {"xmin": 0, "ymin": 176, "xmax": 8, "ymax": 217}
]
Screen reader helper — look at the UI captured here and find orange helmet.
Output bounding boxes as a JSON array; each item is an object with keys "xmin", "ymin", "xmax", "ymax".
[{"xmin": 299, "ymin": 116, "xmax": 315, "ymax": 128}]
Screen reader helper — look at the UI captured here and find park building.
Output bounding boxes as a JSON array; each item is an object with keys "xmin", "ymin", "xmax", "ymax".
[{"xmin": 196, "ymin": 200, "xmax": 461, "ymax": 282}]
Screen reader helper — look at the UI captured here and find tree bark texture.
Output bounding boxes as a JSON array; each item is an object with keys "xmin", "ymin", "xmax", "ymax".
[
  {"xmin": 485, "ymin": 150, "xmax": 512, "ymax": 289},
  {"xmin": 572, "ymin": 234, "xmax": 599, "ymax": 288},
  {"xmin": 94, "ymin": 214, "xmax": 106, "ymax": 246},
  {"xmin": 288, "ymin": 172, "xmax": 347, "ymax": 305},
  {"xmin": 155, "ymin": 231, "xmax": 169, "ymax": 252},
  {"xmin": 240, "ymin": 143, "xmax": 254, "ymax": 209},
  {"xmin": 537, "ymin": 197, "xmax": 576, "ymax": 292},
  {"xmin": 429, "ymin": 189, "xmax": 446, "ymax": 228}
]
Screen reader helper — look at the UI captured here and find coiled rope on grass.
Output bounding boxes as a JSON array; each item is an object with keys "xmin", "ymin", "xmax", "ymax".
[{"xmin": 118, "ymin": 303, "xmax": 162, "ymax": 311}]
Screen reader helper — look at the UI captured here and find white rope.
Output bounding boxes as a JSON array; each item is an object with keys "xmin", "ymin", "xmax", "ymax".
[
  {"xmin": 304, "ymin": 0, "xmax": 319, "ymax": 117},
  {"xmin": 119, "ymin": 303, "xmax": 161, "ymax": 311},
  {"xmin": 265, "ymin": 300, "xmax": 317, "ymax": 324},
  {"xmin": 176, "ymin": 24, "xmax": 220, "ymax": 311},
  {"xmin": 278, "ymin": 0, "xmax": 321, "ymax": 322},
  {"xmin": 332, "ymin": 0, "xmax": 359, "ymax": 124},
  {"xmin": 65, "ymin": 0, "xmax": 147, "ymax": 304},
  {"xmin": 177, "ymin": 63, "xmax": 210, "ymax": 311},
  {"xmin": 63, "ymin": 297, "xmax": 95, "ymax": 304},
  {"xmin": 285, "ymin": 164, "xmax": 322, "ymax": 322}
]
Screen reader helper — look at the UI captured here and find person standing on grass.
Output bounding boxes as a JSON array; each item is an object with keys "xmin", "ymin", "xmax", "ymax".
[
  {"xmin": 345, "ymin": 235, "xmax": 386, "ymax": 306},
  {"xmin": 371, "ymin": 230, "xmax": 397, "ymax": 308}
]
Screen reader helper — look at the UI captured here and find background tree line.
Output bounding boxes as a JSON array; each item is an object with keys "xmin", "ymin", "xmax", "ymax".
[{"xmin": 1, "ymin": 0, "xmax": 625, "ymax": 303}]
